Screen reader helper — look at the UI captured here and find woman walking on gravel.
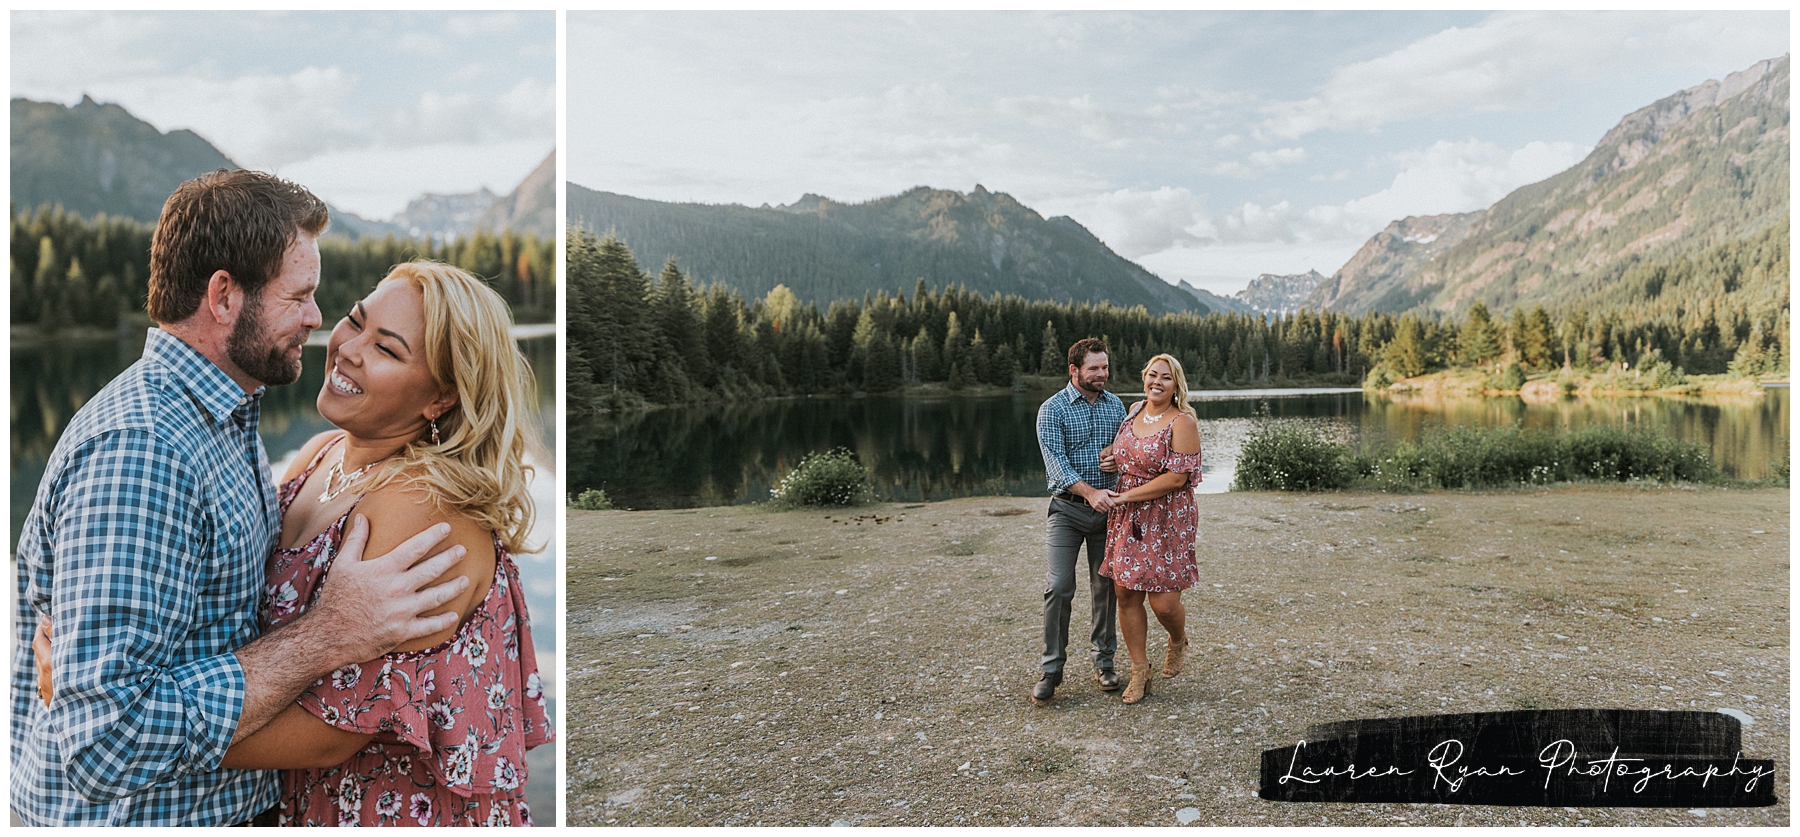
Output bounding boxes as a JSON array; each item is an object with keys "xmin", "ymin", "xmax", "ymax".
[{"xmin": 1098, "ymin": 354, "xmax": 1202, "ymax": 704}]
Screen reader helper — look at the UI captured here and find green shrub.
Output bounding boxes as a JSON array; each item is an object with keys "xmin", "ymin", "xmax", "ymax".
[
  {"xmin": 770, "ymin": 447, "xmax": 876, "ymax": 507},
  {"xmin": 1350, "ymin": 424, "xmax": 1717, "ymax": 490},
  {"xmin": 1233, "ymin": 419, "xmax": 1352, "ymax": 491},
  {"xmin": 1563, "ymin": 426, "xmax": 1717, "ymax": 483},
  {"xmin": 1362, "ymin": 363, "xmax": 1399, "ymax": 390},
  {"xmin": 569, "ymin": 488, "xmax": 613, "ymax": 510},
  {"xmin": 1488, "ymin": 362, "xmax": 1526, "ymax": 391}
]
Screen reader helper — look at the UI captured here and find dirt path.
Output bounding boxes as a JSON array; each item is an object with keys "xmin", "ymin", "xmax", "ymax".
[{"xmin": 566, "ymin": 486, "xmax": 1788, "ymax": 826}]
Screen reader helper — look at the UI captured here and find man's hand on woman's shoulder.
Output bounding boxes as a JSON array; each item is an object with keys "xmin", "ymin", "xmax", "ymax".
[{"xmin": 352, "ymin": 482, "xmax": 497, "ymax": 653}]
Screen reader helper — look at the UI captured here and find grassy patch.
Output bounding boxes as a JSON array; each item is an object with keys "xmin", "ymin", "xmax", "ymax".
[{"xmin": 1238, "ymin": 421, "xmax": 1721, "ymax": 492}]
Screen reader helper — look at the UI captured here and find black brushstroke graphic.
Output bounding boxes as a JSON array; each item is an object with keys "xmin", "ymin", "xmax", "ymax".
[{"xmin": 1259, "ymin": 710, "xmax": 1776, "ymax": 807}]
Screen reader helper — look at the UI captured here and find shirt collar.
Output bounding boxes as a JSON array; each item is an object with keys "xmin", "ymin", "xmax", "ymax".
[{"xmin": 142, "ymin": 328, "xmax": 265, "ymax": 425}]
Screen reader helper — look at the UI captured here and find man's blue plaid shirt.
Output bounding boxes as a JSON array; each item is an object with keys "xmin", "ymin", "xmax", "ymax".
[
  {"xmin": 11, "ymin": 328, "xmax": 281, "ymax": 825},
  {"xmin": 1036, "ymin": 381, "xmax": 1126, "ymax": 495}
]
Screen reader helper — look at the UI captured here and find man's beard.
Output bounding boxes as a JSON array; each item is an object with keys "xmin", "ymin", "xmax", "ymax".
[
  {"xmin": 227, "ymin": 293, "xmax": 303, "ymax": 386},
  {"xmin": 1077, "ymin": 373, "xmax": 1107, "ymax": 393}
]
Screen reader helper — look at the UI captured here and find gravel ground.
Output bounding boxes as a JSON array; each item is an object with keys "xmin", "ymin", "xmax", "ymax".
[{"xmin": 566, "ymin": 486, "xmax": 1788, "ymax": 826}]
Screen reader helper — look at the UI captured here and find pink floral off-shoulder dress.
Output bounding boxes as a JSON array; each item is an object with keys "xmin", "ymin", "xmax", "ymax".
[
  {"xmin": 261, "ymin": 438, "xmax": 553, "ymax": 826},
  {"xmin": 1099, "ymin": 403, "xmax": 1204, "ymax": 592}
]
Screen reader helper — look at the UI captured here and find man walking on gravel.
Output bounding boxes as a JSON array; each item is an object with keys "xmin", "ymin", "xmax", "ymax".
[{"xmin": 1031, "ymin": 337, "xmax": 1126, "ymax": 704}]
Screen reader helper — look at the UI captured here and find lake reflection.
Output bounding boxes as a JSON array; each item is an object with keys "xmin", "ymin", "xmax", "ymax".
[
  {"xmin": 572, "ymin": 386, "xmax": 1788, "ymax": 510},
  {"xmin": 10, "ymin": 330, "xmax": 559, "ymax": 822}
]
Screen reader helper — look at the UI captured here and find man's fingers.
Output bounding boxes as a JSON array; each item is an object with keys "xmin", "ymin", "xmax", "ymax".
[
  {"xmin": 415, "ymin": 610, "xmax": 463, "ymax": 639},
  {"xmin": 399, "ymin": 544, "xmax": 467, "ymax": 590},
  {"xmin": 338, "ymin": 514, "xmax": 371, "ymax": 563},
  {"xmin": 33, "ymin": 619, "xmax": 53, "ymax": 706},
  {"xmin": 374, "ymin": 522, "xmax": 454, "ymax": 568},
  {"xmin": 408, "ymin": 571, "xmax": 472, "ymax": 613}
]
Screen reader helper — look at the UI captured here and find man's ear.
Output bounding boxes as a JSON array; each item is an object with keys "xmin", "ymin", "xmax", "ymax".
[{"xmin": 204, "ymin": 269, "xmax": 245, "ymax": 327}]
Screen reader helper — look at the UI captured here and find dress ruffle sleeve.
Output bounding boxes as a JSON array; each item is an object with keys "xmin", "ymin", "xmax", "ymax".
[
  {"xmin": 1160, "ymin": 433, "xmax": 1203, "ymax": 480},
  {"xmin": 292, "ymin": 555, "xmax": 551, "ymax": 799}
]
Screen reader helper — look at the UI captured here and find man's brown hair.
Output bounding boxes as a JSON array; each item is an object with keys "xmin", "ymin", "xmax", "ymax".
[
  {"xmin": 1067, "ymin": 337, "xmax": 1109, "ymax": 369},
  {"xmin": 147, "ymin": 169, "xmax": 329, "ymax": 323}
]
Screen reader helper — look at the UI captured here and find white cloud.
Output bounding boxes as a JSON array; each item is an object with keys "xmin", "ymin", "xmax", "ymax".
[
  {"xmin": 279, "ymin": 137, "xmax": 549, "ymax": 219},
  {"xmin": 1257, "ymin": 10, "xmax": 1789, "ymax": 139},
  {"xmin": 396, "ymin": 32, "xmax": 448, "ymax": 56},
  {"xmin": 1211, "ymin": 146, "xmax": 1307, "ymax": 178},
  {"xmin": 1335, "ymin": 138, "xmax": 1591, "ymax": 228},
  {"xmin": 1049, "ymin": 187, "xmax": 1215, "ymax": 258},
  {"xmin": 377, "ymin": 76, "xmax": 554, "ymax": 149},
  {"xmin": 1123, "ymin": 136, "xmax": 1592, "ymax": 289},
  {"xmin": 88, "ymin": 66, "xmax": 365, "ymax": 168}
]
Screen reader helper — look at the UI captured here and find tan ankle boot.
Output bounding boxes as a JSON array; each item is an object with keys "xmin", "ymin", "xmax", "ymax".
[
  {"xmin": 1162, "ymin": 637, "xmax": 1189, "ymax": 679},
  {"xmin": 1122, "ymin": 667, "xmax": 1152, "ymax": 704}
]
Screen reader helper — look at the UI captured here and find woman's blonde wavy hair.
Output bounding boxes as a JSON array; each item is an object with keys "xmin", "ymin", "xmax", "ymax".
[
  {"xmin": 364, "ymin": 261, "xmax": 543, "ymax": 554},
  {"xmin": 1141, "ymin": 353, "xmax": 1197, "ymax": 422}
]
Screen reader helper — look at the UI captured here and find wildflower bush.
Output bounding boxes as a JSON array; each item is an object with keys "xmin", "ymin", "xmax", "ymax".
[
  {"xmin": 769, "ymin": 448, "xmax": 876, "ymax": 507},
  {"xmin": 569, "ymin": 488, "xmax": 613, "ymax": 510},
  {"xmin": 1232, "ymin": 418, "xmax": 1352, "ymax": 491}
]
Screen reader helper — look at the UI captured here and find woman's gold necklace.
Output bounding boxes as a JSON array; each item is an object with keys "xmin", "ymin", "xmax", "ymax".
[{"xmin": 320, "ymin": 456, "xmax": 379, "ymax": 503}]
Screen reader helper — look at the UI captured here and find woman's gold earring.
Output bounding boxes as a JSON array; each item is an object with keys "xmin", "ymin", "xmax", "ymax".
[{"xmin": 430, "ymin": 417, "xmax": 441, "ymax": 446}]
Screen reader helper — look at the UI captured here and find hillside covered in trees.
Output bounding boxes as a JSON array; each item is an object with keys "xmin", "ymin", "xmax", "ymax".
[
  {"xmin": 10, "ymin": 206, "xmax": 555, "ymax": 329},
  {"xmin": 568, "ymin": 183, "xmax": 1210, "ymax": 316},
  {"xmin": 1312, "ymin": 55, "xmax": 1789, "ymax": 319},
  {"xmin": 568, "ymin": 232, "xmax": 1787, "ymax": 415}
]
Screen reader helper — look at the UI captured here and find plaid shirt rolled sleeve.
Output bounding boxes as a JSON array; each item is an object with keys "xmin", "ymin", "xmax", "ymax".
[
  {"xmin": 11, "ymin": 329, "xmax": 278, "ymax": 825},
  {"xmin": 1036, "ymin": 382, "xmax": 1127, "ymax": 494}
]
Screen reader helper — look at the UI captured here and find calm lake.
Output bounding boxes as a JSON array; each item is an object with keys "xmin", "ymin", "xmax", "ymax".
[
  {"xmin": 571, "ymin": 384, "xmax": 1788, "ymax": 510},
  {"xmin": 10, "ymin": 330, "xmax": 559, "ymax": 822}
]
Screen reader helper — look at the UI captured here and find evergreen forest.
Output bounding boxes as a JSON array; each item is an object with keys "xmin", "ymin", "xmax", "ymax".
[
  {"xmin": 10, "ymin": 206, "xmax": 555, "ymax": 329},
  {"xmin": 568, "ymin": 230, "xmax": 1789, "ymax": 415}
]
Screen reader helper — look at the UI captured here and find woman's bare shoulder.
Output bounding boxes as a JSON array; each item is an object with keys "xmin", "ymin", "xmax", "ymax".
[
  {"xmin": 355, "ymin": 479, "xmax": 492, "ymax": 563},
  {"xmin": 279, "ymin": 430, "xmax": 345, "ymax": 482},
  {"xmin": 1170, "ymin": 412, "xmax": 1201, "ymax": 454},
  {"xmin": 353, "ymin": 478, "xmax": 497, "ymax": 652}
]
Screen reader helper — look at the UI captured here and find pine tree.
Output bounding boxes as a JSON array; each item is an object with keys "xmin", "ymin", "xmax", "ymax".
[
  {"xmin": 991, "ymin": 343, "xmax": 1020, "ymax": 388},
  {"xmin": 1459, "ymin": 301, "xmax": 1500, "ymax": 367},
  {"xmin": 1383, "ymin": 316, "xmax": 1428, "ymax": 378},
  {"xmin": 1521, "ymin": 305, "xmax": 1555, "ymax": 370},
  {"xmin": 968, "ymin": 329, "xmax": 992, "ymax": 386},
  {"xmin": 912, "ymin": 325, "xmax": 943, "ymax": 381},
  {"xmin": 1038, "ymin": 320, "xmax": 1062, "ymax": 373},
  {"xmin": 942, "ymin": 312, "xmax": 967, "ymax": 376},
  {"xmin": 863, "ymin": 332, "xmax": 901, "ymax": 391},
  {"xmin": 652, "ymin": 259, "xmax": 710, "ymax": 389}
]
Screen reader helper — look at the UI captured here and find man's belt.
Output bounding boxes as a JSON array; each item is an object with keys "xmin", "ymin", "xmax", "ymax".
[{"xmin": 1054, "ymin": 491, "xmax": 1092, "ymax": 509}]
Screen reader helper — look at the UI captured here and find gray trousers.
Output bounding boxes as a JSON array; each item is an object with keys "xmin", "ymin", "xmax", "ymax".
[{"xmin": 1041, "ymin": 495, "xmax": 1117, "ymax": 676}]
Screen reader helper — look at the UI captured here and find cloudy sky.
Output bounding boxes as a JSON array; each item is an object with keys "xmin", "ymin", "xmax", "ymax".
[
  {"xmin": 569, "ymin": 11, "xmax": 1787, "ymax": 296},
  {"xmin": 12, "ymin": 11, "xmax": 554, "ymax": 220}
]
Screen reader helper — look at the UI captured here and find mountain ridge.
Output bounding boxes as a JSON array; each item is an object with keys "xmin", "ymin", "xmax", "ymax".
[
  {"xmin": 569, "ymin": 182, "xmax": 1210, "ymax": 315},
  {"xmin": 1310, "ymin": 54, "xmax": 1790, "ymax": 316},
  {"xmin": 11, "ymin": 95, "xmax": 550, "ymax": 240}
]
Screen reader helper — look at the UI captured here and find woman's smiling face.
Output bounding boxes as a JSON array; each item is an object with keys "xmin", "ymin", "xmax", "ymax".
[
  {"xmin": 1143, "ymin": 358, "xmax": 1176, "ymax": 404},
  {"xmin": 317, "ymin": 279, "xmax": 455, "ymax": 439}
]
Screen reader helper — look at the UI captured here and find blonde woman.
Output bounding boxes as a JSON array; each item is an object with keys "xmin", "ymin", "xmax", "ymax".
[
  {"xmin": 1097, "ymin": 354, "xmax": 1202, "ymax": 704},
  {"xmin": 218, "ymin": 262, "xmax": 552, "ymax": 825}
]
